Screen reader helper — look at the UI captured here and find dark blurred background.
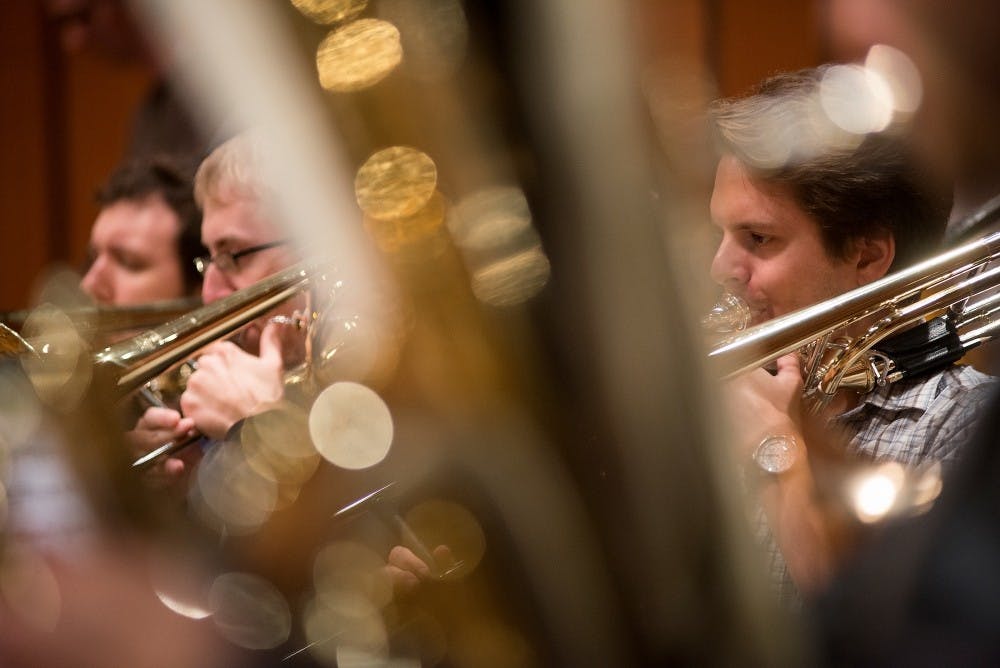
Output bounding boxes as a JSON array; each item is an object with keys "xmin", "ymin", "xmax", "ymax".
[{"xmin": 0, "ymin": 0, "xmax": 831, "ymax": 311}]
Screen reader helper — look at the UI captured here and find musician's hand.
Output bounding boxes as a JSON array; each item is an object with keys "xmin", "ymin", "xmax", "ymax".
[
  {"xmin": 724, "ymin": 353, "xmax": 803, "ymax": 459},
  {"xmin": 385, "ymin": 544, "xmax": 457, "ymax": 596},
  {"xmin": 126, "ymin": 407, "xmax": 198, "ymax": 489},
  {"xmin": 179, "ymin": 320, "xmax": 286, "ymax": 440},
  {"xmin": 727, "ymin": 355, "xmax": 837, "ymax": 592}
]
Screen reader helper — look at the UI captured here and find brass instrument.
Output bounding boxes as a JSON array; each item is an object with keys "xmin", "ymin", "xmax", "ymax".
[
  {"xmin": 73, "ymin": 260, "xmax": 330, "ymax": 469},
  {"xmin": 707, "ymin": 206, "xmax": 1000, "ymax": 412},
  {"xmin": 0, "ymin": 322, "xmax": 34, "ymax": 357},
  {"xmin": 95, "ymin": 261, "xmax": 319, "ymax": 400},
  {"xmin": 2, "ymin": 297, "xmax": 202, "ymax": 339}
]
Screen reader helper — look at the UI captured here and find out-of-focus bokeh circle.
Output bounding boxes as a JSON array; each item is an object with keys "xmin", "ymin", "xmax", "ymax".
[
  {"xmin": 291, "ymin": 0, "xmax": 368, "ymax": 25},
  {"xmin": 317, "ymin": 18, "xmax": 403, "ymax": 92},
  {"xmin": 308, "ymin": 382, "xmax": 393, "ymax": 469},
  {"xmin": 355, "ymin": 147, "xmax": 438, "ymax": 221}
]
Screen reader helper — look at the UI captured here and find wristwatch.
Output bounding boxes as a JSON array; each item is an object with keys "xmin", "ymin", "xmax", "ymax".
[{"xmin": 752, "ymin": 434, "xmax": 798, "ymax": 475}]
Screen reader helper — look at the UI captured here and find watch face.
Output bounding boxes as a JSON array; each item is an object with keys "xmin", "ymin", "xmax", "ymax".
[{"xmin": 754, "ymin": 435, "xmax": 797, "ymax": 474}]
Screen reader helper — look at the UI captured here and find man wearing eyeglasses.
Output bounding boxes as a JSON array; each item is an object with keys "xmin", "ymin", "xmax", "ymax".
[{"xmin": 127, "ymin": 133, "xmax": 303, "ymax": 481}]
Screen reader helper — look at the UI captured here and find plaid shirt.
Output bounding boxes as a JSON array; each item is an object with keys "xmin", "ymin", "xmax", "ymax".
[
  {"xmin": 761, "ymin": 363, "xmax": 997, "ymax": 608},
  {"xmin": 833, "ymin": 364, "xmax": 996, "ymax": 467}
]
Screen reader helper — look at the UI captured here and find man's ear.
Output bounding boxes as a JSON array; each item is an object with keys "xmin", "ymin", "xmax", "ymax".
[{"xmin": 854, "ymin": 231, "xmax": 895, "ymax": 284}]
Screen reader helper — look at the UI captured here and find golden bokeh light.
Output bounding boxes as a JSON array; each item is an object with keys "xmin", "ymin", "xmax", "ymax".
[
  {"xmin": 471, "ymin": 246, "xmax": 552, "ymax": 307},
  {"xmin": 448, "ymin": 186, "xmax": 551, "ymax": 306},
  {"xmin": 403, "ymin": 499, "xmax": 486, "ymax": 579},
  {"xmin": 310, "ymin": 313, "xmax": 383, "ymax": 386},
  {"xmin": 865, "ymin": 44, "xmax": 923, "ymax": 115},
  {"xmin": 850, "ymin": 462, "xmax": 905, "ymax": 524},
  {"xmin": 730, "ymin": 92, "xmax": 863, "ymax": 171},
  {"xmin": 302, "ymin": 592, "xmax": 389, "ymax": 665},
  {"xmin": 317, "ymin": 19, "xmax": 403, "ymax": 93},
  {"xmin": 363, "ymin": 190, "xmax": 446, "ymax": 253},
  {"xmin": 240, "ymin": 402, "xmax": 320, "ymax": 486},
  {"xmin": 291, "ymin": 0, "xmax": 368, "ymax": 25},
  {"xmin": 192, "ymin": 441, "xmax": 279, "ymax": 535},
  {"xmin": 308, "ymin": 382, "xmax": 393, "ymax": 470},
  {"xmin": 449, "ymin": 186, "xmax": 533, "ymax": 252},
  {"xmin": 0, "ymin": 545, "xmax": 62, "ymax": 632},
  {"xmin": 355, "ymin": 146, "xmax": 438, "ymax": 221},
  {"xmin": 313, "ymin": 541, "xmax": 393, "ymax": 611},
  {"xmin": 272, "ymin": 481, "xmax": 307, "ymax": 512},
  {"xmin": 209, "ymin": 572, "xmax": 292, "ymax": 650},
  {"xmin": 819, "ymin": 64, "xmax": 894, "ymax": 136}
]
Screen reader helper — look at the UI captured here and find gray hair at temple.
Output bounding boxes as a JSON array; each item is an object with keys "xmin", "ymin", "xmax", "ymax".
[
  {"xmin": 194, "ymin": 132, "xmax": 271, "ymax": 209},
  {"xmin": 709, "ymin": 66, "xmax": 952, "ymax": 273}
]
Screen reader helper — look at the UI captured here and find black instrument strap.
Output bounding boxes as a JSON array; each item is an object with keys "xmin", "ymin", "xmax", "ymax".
[{"xmin": 875, "ymin": 315, "xmax": 968, "ymax": 380}]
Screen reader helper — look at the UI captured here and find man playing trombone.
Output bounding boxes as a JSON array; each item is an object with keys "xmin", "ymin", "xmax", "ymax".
[
  {"xmin": 7, "ymin": 155, "xmax": 204, "ymax": 548},
  {"xmin": 708, "ymin": 66, "xmax": 997, "ymax": 606},
  {"xmin": 126, "ymin": 133, "xmax": 305, "ymax": 482}
]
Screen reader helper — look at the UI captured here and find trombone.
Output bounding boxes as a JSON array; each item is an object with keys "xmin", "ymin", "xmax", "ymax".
[
  {"xmin": 708, "ymin": 196, "xmax": 1000, "ymax": 412},
  {"xmin": 76, "ymin": 260, "xmax": 328, "ymax": 469},
  {"xmin": 95, "ymin": 260, "xmax": 318, "ymax": 400},
  {"xmin": 1, "ymin": 297, "xmax": 202, "ymax": 339}
]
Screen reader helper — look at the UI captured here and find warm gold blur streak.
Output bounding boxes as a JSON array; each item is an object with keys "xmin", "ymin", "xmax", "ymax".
[
  {"xmin": 354, "ymin": 146, "xmax": 438, "ymax": 220},
  {"xmin": 316, "ymin": 19, "xmax": 403, "ymax": 92},
  {"xmin": 291, "ymin": 0, "xmax": 368, "ymax": 25}
]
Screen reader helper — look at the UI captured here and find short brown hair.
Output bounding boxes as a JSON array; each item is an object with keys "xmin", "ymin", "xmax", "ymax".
[
  {"xmin": 709, "ymin": 66, "xmax": 952, "ymax": 272},
  {"xmin": 97, "ymin": 155, "xmax": 203, "ymax": 293}
]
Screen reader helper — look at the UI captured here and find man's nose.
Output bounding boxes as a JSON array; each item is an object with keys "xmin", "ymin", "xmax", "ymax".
[
  {"xmin": 80, "ymin": 256, "xmax": 112, "ymax": 304},
  {"xmin": 200, "ymin": 264, "xmax": 234, "ymax": 304},
  {"xmin": 709, "ymin": 237, "xmax": 749, "ymax": 290}
]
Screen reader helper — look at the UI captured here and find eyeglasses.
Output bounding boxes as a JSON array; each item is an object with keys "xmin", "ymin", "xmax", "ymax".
[{"xmin": 193, "ymin": 240, "xmax": 288, "ymax": 275}]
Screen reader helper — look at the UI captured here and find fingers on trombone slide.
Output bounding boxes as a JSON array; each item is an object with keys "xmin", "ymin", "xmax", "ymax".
[{"xmin": 131, "ymin": 432, "xmax": 201, "ymax": 470}]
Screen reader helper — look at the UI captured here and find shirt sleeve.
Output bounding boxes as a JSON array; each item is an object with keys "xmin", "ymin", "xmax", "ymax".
[{"xmin": 917, "ymin": 370, "xmax": 997, "ymax": 468}]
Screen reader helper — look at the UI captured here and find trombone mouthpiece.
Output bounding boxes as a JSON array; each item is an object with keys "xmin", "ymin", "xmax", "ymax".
[{"xmin": 702, "ymin": 293, "xmax": 751, "ymax": 333}]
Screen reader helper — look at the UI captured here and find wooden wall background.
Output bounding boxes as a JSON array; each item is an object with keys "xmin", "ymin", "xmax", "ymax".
[{"xmin": 0, "ymin": 0, "xmax": 823, "ymax": 310}]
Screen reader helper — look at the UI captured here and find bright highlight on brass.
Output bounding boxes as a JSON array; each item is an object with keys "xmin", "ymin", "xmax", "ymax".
[{"xmin": 316, "ymin": 19, "xmax": 403, "ymax": 92}]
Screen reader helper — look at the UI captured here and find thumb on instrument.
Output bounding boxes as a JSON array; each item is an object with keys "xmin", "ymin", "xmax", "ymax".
[
  {"xmin": 258, "ymin": 320, "xmax": 285, "ymax": 370},
  {"xmin": 774, "ymin": 352, "xmax": 802, "ymax": 380}
]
